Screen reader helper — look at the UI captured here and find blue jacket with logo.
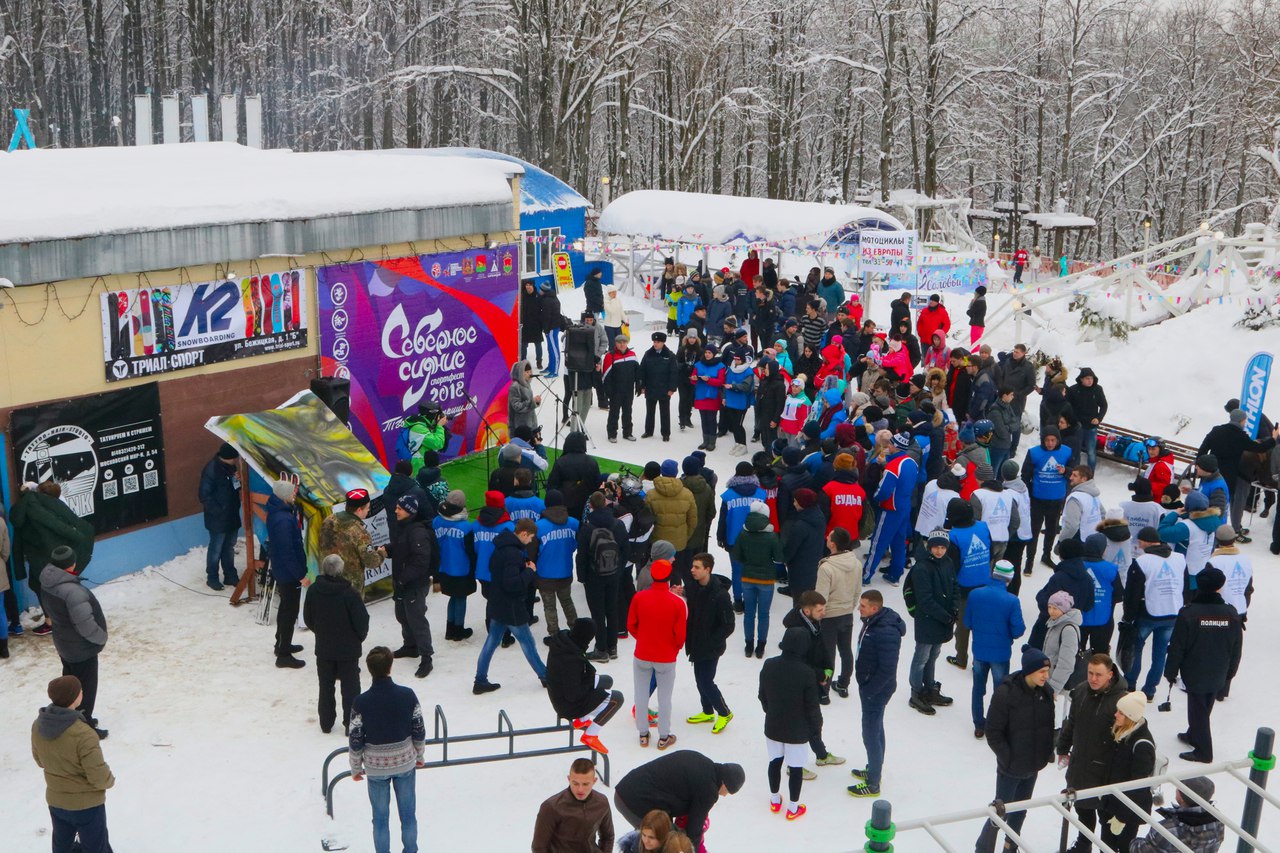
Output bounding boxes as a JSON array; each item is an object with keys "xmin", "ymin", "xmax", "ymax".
[
  {"xmin": 948, "ymin": 521, "xmax": 993, "ymax": 589},
  {"xmin": 716, "ymin": 479, "xmax": 767, "ymax": 547},
  {"xmin": 534, "ymin": 508, "xmax": 580, "ymax": 580},
  {"xmin": 1081, "ymin": 558, "xmax": 1121, "ymax": 628},
  {"xmin": 1023, "ymin": 445, "xmax": 1073, "ymax": 500},
  {"xmin": 874, "ymin": 451, "xmax": 918, "ymax": 514}
]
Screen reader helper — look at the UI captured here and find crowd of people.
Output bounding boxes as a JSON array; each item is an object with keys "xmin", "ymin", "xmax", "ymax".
[{"xmin": 10, "ymin": 262, "xmax": 1274, "ymax": 853}]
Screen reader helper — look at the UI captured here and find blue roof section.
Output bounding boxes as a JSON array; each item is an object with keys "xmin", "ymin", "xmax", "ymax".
[{"xmin": 416, "ymin": 147, "xmax": 590, "ymax": 215}]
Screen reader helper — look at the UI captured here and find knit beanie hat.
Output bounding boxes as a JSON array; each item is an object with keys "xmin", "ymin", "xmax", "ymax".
[
  {"xmin": 1196, "ymin": 454, "xmax": 1219, "ymax": 474},
  {"xmin": 735, "ymin": 461, "xmax": 755, "ymax": 477},
  {"xmin": 1116, "ymin": 691, "xmax": 1147, "ymax": 723},
  {"xmin": 863, "ymin": 405, "xmax": 884, "ymax": 423},
  {"xmin": 661, "ymin": 459, "xmax": 679, "ymax": 478},
  {"xmin": 1184, "ymin": 490, "xmax": 1209, "ymax": 512},
  {"xmin": 649, "ymin": 540, "xmax": 677, "ymax": 563},
  {"xmin": 1182, "ymin": 776, "xmax": 1215, "ymax": 801},
  {"xmin": 718, "ymin": 763, "xmax": 747, "ymax": 795},
  {"xmin": 991, "ymin": 560, "xmax": 1016, "ymax": 584},
  {"xmin": 834, "ymin": 453, "xmax": 856, "ymax": 472},
  {"xmin": 1215, "ymin": 525, "xmax": 1236, "ymax": 544},
  {"xmin": 444, "ymin": 489, "xmax": 467, "ymax": 511},
  {"xmin": 217, "ymin": 442, "xmax": 240, "ymax": 460},
  {"xmin": 1137, "ymin": 526, "xmax": 1161, "ymax": 544},
  {"xmin": 1229, "ymin": 409, "xmax": 1248, "ymax": 425},
  {"xmin": 396, "ymin": 494, "xmax": 420, "ymax": 515},
  {"xmin": 569, "ymin": 618, "xmax": 596, "ymax": 652},
  {"xmin": 1128, "ymin": 477, "xmax": 1153, "ymax": 499},
  {"xmin": 891, "ymin": 433, "xmax": 912, "ymax": 450},
  {"xmin": 545, "ymin": 489, "xmax": 565, "ymax": 508},
  {"xmin": 1001, "ymin": 460, "xmax": 1020, "ymax": 481},
  {"xmin": 1058, "ymin": 537, "xmax": 1085, "ymax": 560},
  {"xmin": 1048, "ymin": 591, "xmax": 1074, "ymax": 611},
  {"xmin": 50, "ymin": 545, "xmax": 77, "ymax": 570},
  {"xmin": 781, "ymin": 446, "xmax": 803, "ymax": 467},
  {"xmin": 484, "ymin": 490, "xmax": 505, "ymax": 510},
  {"xmin": 47, "ymin": 675, "xmax": 81, "ymax": 708},
  {"xmin": 650, "ymin": 559, "xmax": 673, "ymax": 582},
  {"xmin": 749, "ymin": 501, "xmax": 770, "ymax": 517},
  {"xmin": 793, "ymin": 488, "xmax": 817, "ymax": 509},
  {"xmin": 1021, "ymin": 647, "xmax": 1051, "ymax": 675},
  {"xmin": 272, "ymin": 479, "xmax": 297, "ymax": 501},
  {"xmin": 1196, "ymin": 566, "xmax": 1226, "ymax": 592},
  {"xmin": 945, "ymin": 497, "xmax": 973, "ymax": 528},
  {"xmin": 501, "ymin": 443, "xmax": 523, "ymax": 463},
  {"xmin": 927, "ymin": 529, "xmax": 950, "ymax": 549},
  {"xmin": 682, "ymin": 455, "xmax": 704, "ymax": 476},
  {"xmin": 803, "ymin": 421, "xmax": 822, "ymax": 439}
]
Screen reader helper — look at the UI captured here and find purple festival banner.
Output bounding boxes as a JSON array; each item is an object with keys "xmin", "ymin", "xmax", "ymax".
[{"xmin": 316, "ymin": 248, "xmax": 519, "ymax": 467}]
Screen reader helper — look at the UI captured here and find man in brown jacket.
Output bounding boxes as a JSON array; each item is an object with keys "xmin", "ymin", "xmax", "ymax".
[
  {"xmin": 31, "ymin": 675, "xmax": 115, "ymax": 852},
  {"xmin": 531, "ymin": 757, "xmax": 614, "ymax": 853}
]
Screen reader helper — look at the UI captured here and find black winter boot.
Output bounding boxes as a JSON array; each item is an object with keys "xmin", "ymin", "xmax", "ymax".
[{"xmin": 909, "ymin": 691, "xmax": 936, "ymax": 715}]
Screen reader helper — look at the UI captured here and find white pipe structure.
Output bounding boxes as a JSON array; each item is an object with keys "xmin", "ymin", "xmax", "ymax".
[{"xmin": 850, "ymin": 756, "xmax": 1275, "ymax": 853}]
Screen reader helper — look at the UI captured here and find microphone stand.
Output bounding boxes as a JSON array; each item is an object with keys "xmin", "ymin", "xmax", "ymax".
[
  {"xmin": 464, "ymin": 393, "xmax": 503, "ymax": 482},
  {"xmin": 531, "ymin": 372, "xmax": 569, "ymax": 456}
]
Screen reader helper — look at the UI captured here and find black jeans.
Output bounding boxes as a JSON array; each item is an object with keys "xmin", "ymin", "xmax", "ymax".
[
  {"xmin": 585, "ymin": 574, "xmax": 621, "ymax": 652},
  {"xmin": 699, "ymin": 408, "xmax": 718, "ymax": 438},
  {"xmin": 395, "ymin": 585, "xmax": 435, "ymax": 660},
  {"xmin": 975, "ymin": 771, "xmax": 1038, "ymax": 852},
  {"xmin": 607, "ymin": 394, "xmax": 634, "ymax": 439},
  {"xmin": 62, "ymin": 655, "xmax": 100, "ymax": 725},
  {"xmin": 645, "ymin": 393, "xmax": 672, "ymax": 438},
  {"xmin": 692, "ymin": 657, "xmax": 731, "ymax": 716},
  {"xmin": 1005, "ymin": 539, "xmax": 1028, "ymax": 595},
  {"xmin": 616, "ymin": 566, "xmax": 637, "ymax": 638},
  {"xmin": 1082, "ymin": 622, "xmax": 1114, "ymax": 656},
  {"xmin": 722, "ymin": 408, "xmax": 747, "ymax": 444},
  {"xmin": 317, "ymin": 657, "xmax": 361, "ymax": 732},
  {"xmin": 1027, "ymin": 498, "xmax": 1064, "ymax": 566},
  {"xmin": 274, "ymin": 581, "xmax": 301, "ymax": 656},
  {"xmin": 678, "ymin": 382, "xmax": 695, "ymax": 427},
  {"xmin": 820, "ymin": 613, "xmax": 855, "ymax": 689}
]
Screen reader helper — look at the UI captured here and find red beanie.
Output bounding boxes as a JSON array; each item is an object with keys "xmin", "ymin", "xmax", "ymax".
[
  {"xmin": 484, "ymin": 490, "xmax": 505, "ymax": 509},
  {"xmin": 650, "ymin": 559, "xmax": 672, "ymax": 582}
]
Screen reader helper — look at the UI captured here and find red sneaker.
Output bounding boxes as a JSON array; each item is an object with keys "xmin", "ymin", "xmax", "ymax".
[
  {"xmin": 769, "ymin": 800, "xmax": 782, "ymax": 814},
  {"xmin": 580, "ymin": 733, "xmax": 608, "ymax": 755},
  {"xmin": 571, "ymin": 718, "xmax": 591, "ymax": 730},
  {"xmin": 786, "ymin": 805, "xmax": 807, "ymax": 821}
]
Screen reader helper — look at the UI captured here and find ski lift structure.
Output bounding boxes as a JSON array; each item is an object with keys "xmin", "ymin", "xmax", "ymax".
[{"xmin": 847, "ymin": 727, "xmax": 1275, "ymax": 853}]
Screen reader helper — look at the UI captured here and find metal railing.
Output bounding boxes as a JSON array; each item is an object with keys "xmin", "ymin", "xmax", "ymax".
[
  {"xmin": 321, "ymin": 703, "xmax": 609, "ymax": 817},
  {"xmin": 852, "ymin": 727, "xmax": 1274, "ymax": 853}
]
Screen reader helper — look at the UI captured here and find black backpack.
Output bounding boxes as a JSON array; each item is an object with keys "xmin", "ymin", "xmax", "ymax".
[{"xmin": 588, "ymin": 525, "xmax": 621, "ymax": 577}]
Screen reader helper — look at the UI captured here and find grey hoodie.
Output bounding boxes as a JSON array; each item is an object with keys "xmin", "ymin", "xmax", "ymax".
[
  {"xmin": 1044, "ymin": 607, "xmax": 1084, "ymax": 694},
  {"xmin": 1058, "ymin": 479, "xmax": 1103, "ymax": 543},
  {"xmin": 40, "ymin": 564, "xmax": 108, "ymax": 663},
  {"xmin": 36, "ymin": 704, "xmax": 85, "ymax": 740},
  {"xmin": 508, "ymin": 360, "xmax": 538, "ymax": 432},
  {"xmin": 637, "ymin": 539, "xmax": 678, "ymax": 591}
]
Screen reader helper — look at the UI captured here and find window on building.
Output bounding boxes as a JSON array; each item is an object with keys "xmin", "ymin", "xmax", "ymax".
[
  {"xmin": 522, "ymin": 231, "xmax": 538, "ymax": 275},
  {"xmin": 540, "ymin": 227, "xmax": 562, "ymax": 266}
]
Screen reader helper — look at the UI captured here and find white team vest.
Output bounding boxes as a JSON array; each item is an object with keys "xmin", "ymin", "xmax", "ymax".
[
  {"xmin": 974, "ymin": 488, "xmax": 1013, "ymax": 543},
  {"xmin": 1120, "ymin": 500, "xmax": 1163, "ymax": 541},
  {"xmin": 1066, "ymin": 491, "xmax": 1104, "ymax": 540},
  {"xmin": 915, "ymin": 485, "xmax": 959, "ymax": 536},
  {"xmin": 1103, "ymin": 539, "xmax": 1132, "ymax": 586},
  {"xmin": 1008, "ymin": 487, "xmax": 1032, "ymax": 541},
  {"xmin": 1179, "ymin": 519, "xmax": 1215, "ymax": 574},
  {"xmin": 1136, "ymin": 551, "xmax": 1186, "ymax": 618},
  {"xmin": 1212, "ymin": 552, "xmax": 1252, "ymax": 615}
]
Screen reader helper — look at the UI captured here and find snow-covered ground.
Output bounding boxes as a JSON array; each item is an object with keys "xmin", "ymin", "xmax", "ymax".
[{"xmin": 2, "ymin": 280, "xmax": 1277, "ymax": 852}]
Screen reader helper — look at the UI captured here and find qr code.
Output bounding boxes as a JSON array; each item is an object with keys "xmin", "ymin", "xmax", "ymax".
[
  {"xmin": 143, "ymin": 470, "xmax": 159, "ymax": 489},
  {"xmin": 102, "ymin": 480, "xmax": 118, "ymax": 500},
  {"xmin": 122, "ymin": 475, "xmax": 140, "ymax": 495}
]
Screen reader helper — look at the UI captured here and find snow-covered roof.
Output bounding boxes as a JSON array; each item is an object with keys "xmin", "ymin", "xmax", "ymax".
[
  {"xmin": 993, "ymin": 201, "xmax": 1032, "ymax": 213},
  {"xmin": 1025, "ymin": 212, "xmax": 1097, "ymax": 229},
  {"xmin": 967, "ymin": 208, "xmax": 1002, "ymax": 220},
  {"xmin": 406, "ymin": 147, "xmax": 589, "ymax": 215},
  {"xmin": 0, "ymin": 142, "xmax": 521, "ymax": 244},
  {"xmin": 597, "ymin": 190, "xmax": 905, "ymax": 248}
]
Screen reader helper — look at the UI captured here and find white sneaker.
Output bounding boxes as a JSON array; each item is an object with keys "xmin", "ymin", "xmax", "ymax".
[{"xmin": 801, "ymin": 767, "xmax": 818, "ymax": 781}]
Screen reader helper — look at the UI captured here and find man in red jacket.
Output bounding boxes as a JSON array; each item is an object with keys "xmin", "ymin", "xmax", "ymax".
[
  {"xmin": 916, "ymin": 294, "xmax": 951, "ymax": 346},
  {"xmin": 1013, "ymin": 247, "xmax": 1029, "ymax": 284},
  {"xmin": 822, "ymin": 452, "xmax": 867, "ymax": 543},
  {"xmin": 627, "ymin": 558, "xmax": 687, "ymax": 750}
]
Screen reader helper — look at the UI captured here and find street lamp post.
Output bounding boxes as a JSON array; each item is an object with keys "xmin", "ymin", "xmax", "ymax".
[
  {"xmin": 600, "ymin": 175, "xmax": 611, "ymax": 211},
  {"xmin": 1142, "ymin": 217, "xmax": 1151, "ymax": 265}
]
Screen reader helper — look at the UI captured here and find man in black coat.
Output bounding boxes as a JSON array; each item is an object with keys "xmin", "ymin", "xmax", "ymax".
[
  {"xmin": 546, "ymin": 432, "xmax": 599, "ymax": 519},
  {"xmin": 613, "ymin": 751, "xmax": 745, "ymax": 850},
  {"xmin": 975, "ymin": 648, "xmax": 1056, "ymax": 853},
  {"xmin": 1198, "ymin": 407, "xmax": 1279, "ymax": 539},
  {"xmin": 994, "ymin": 344, "xmax": 1038, "ymax": 417},
  {"xmin": 576, "ymin": 492, "xmax": 630, "ymax": 661},
  {"xmin": 197, "ymin": 442, "xmax": 242, "ymax": 590},
  {"xmin": 538, "ymin": 282, "xmax": 566, "ymax": 377},
  {"xmin": 389, "ymin": 495, "xmax": 436, "ymax": 678},
  {"xmin": 759, "ymin": 626, "xmax": 824, "ymax": 818},
  {"xmin": 1056, "ymin": 653, "xmax": 1129, "ymax": 846},
  {"xmin": 781, "ymin": 488, "xmax": 825, "ymax": 595},
  {"xmin": 265, "ymin": 480, "xmax": 308, "ymax": 669},
  {"xmin": 908, "ymin": 530, "xmax": 958, "ymax": 715},
  {"xmin": 1164, "ymin": 566, "xmax": 1243, "ymax": 763},
  {"xmin": 889, "ymin": 291, "xmax": 912, "ymax": 332},
  {"xmin": 383, "ymin": 460, "xmax": 427, "ymax": 540},
  {"xmin": 602, "ymin": 333, "xmax": 640, "ymax": 443},
  {"xmin": 473, "ymin": 520, "xmax": 548, "ymax": 694},
  {"xmin": 583, "ymin": 269, "xmax": 605, "ymax": 315},
  {"xmin": 639, "ymin": 332, "xmax": 679, "ymax": 441},
  {"xmin": 685, "ymin": 553, "xmax": 735, "ymax": 729},
  {"xmin": 1065, "ymin": 367, "xmax": 1108, "ymax": 470},
  {"xmin": 303, "ymin": 555, "xmax": 371, "ymax": 734},
  {"xmin": 520, "ymin": 279, "xmax": 544, "ymax": 368},
  {"xmin": 544, "ymin": 619, "xmax": 623, "ymax": 753}
]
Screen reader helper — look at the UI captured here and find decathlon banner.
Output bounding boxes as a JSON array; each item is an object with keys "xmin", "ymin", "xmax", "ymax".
[
  {"xmin": 316, "ymin": 248, "xmax": 520, "ymax": 467},
  {"xmin": 1240, "ymin": 351, "xmax": 1273, "ymax": 439},
  {"xmin": 100, "ymin": 271, "xmax": 309, "ymax": 382},
  {"xmin": 858, "ymin": 230, "xmax": 917, "ymax": 275}
]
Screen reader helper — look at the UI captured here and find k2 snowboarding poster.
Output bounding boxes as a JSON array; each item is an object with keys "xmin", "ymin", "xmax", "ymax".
[
  {"xmin": 100, "ymin": 270, "xmax": 309, "ymax": 382},
  {"xmin": 316, "ymin": 247, "xmax": 519, "ymax": 467},
  {"xmin": 11, "ymin": 383, "xmax": 168, "ymax": 533}
]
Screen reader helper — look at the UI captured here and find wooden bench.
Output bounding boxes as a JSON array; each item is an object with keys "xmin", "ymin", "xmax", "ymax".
[{"xmin": 1095, "ymin": 422, "xmax": 1199, "ymax": 473}]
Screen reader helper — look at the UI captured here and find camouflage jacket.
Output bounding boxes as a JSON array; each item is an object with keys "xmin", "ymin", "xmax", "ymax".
[{"xmin": 320, "ymin": 511, "xmax": 382, "ymax": 592}]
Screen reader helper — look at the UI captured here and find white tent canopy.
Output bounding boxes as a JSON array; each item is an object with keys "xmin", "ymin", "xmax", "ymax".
[{"xmin": 597, "ymin": 190, "xmax": 905, "ymax": 249}]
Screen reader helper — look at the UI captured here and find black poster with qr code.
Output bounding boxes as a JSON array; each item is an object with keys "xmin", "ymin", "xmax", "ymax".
[{"xmin": 11, "ymin": 383, "xmax": 168, "ymax": 533}]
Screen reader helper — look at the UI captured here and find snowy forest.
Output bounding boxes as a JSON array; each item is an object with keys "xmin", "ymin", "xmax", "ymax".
[{"xmin": 2, "ymin": 0, "xmax": 1279, "ymax": 258}]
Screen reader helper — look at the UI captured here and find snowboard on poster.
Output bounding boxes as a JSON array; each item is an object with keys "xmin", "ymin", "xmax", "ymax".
[
  {"xmin": 242, "ymin": 277, "xmax": 257, "ymax": 338},
  {"xmin": 261, "ymin": 273, "xmax": 275, "ymax": 335},
  {"xmin": 150, "ymin": 289, "xmax": 167, "ymax": 352},
  {"xmin": 290, "ymin": 271, "xmax": 302, "ymax": 330},
  {"xmin": 282, "ymin": 275, "xmax": 295, "ymax": 331},
  {"xmin": 159, "ymin": 288, "xmax": 177, "ymax": 351},
  {"xmin": 111, "ymin": 292, "xmax": 131, "ymax": 359},
  {"xmin": 270, "ymin": 274, "xmax": 284, "ymax": 333},
  {"xmin": 139, "ymin": 289, "xmax": 154, "ymax": 355},
  {"xmin": 130, "ymin": 293, "xmax": 143, "ymax": 356},
  {"xmin": 251, "ymin": 275, "xmax": 264, "ymax": 336}
]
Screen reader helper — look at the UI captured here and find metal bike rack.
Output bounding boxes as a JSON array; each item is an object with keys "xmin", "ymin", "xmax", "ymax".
[{"xmin": 322, "ymin": 704, "xmax": 610, "ymax": 817}]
